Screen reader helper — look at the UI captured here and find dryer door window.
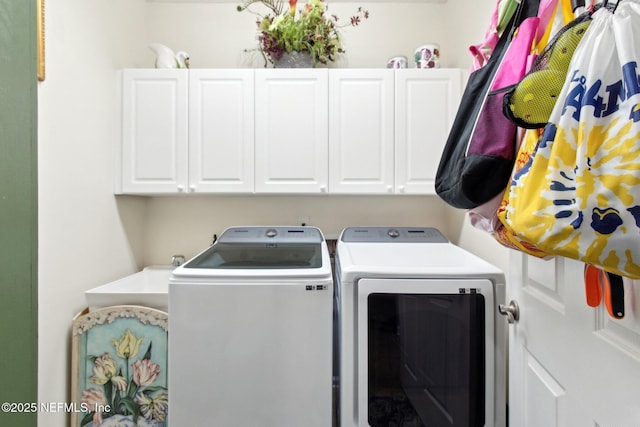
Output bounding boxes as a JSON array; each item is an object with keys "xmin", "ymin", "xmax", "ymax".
[{"xmin": 357, "ymin": 278, "xmax": 494, "ymax": 427}]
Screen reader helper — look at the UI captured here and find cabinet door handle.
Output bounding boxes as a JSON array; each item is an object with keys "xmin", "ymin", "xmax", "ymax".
[
  {"xmin": 320, "ymin": 185, "xmax": 327, "ymax": 193},
  {"xmin": 177, "ymin": 185, "xmax": 184, "ymax": 192},
  {"xmin": 189, "ymin": 185, "xmax": 196, "ymax": 193}
]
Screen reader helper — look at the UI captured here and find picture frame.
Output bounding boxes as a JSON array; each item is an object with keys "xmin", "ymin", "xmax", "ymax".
[
  {"xmin": 71, "ymin": 306, "xmax": 169, "ymax": 427},
  {"xmin": 37, "ymin": 0, "xmax": 44, "ymax": 81}
]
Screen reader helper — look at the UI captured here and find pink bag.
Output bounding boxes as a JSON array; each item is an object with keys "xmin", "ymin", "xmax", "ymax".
[
  {"xmin": 469, "ymin": 0, "xmax": 529, "ymax": 71},
  {"xmin": 469, "ymin": 0, "xmax": 502, "ymax": 71},
  {"xmin": 467, "ymin": 0, "xmax": 559, "ymax": 225}
]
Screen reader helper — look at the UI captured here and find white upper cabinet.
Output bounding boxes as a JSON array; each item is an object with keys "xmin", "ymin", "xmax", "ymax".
[
  {"xmin": 119, "ymin": 69, "xmax": 188, "ymax": 194},
  {"xmin": 254, "ymin": 69, "xmax": 329, "ymax": 193},
  {"xmin": 329, "ymin": 69, "xmax": 395, "ymax": 194},
  {"xmin": 189, "ymin": 69, "xmax": 254, "ymax": 193},
  {"xmin": 116, "ymin": 68, "xmax": 463, "ymax": 195},
  {"xmin": 117, "ymin": 69, "xmax": 254, "ymax": 194},
  {"xmin": 395, "ymin": 68, "xmax": 464, "ymax": 194}
]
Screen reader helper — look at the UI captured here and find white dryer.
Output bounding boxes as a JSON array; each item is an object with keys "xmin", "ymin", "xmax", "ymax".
[
  {"xmin": 335, "ymin": 227, "xmax": 506, "ymax": 427},
  {"xmin": 169, "ymin": 226, "xmax": 333, "ymax": 426}
]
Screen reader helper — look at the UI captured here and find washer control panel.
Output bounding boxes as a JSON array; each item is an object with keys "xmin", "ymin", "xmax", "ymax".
[{"xmin": 217, "ymin": 226, "xmax": 324, "ymax": 244}]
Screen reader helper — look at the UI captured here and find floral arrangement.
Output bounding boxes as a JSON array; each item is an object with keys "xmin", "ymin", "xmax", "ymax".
[
  {"xmin": 237, "ymin": 0, "xmax": 369, "ymax": 65},
  {"xmin": 79, "ymin": 329, "xmax": 168, "ymax": 426}
]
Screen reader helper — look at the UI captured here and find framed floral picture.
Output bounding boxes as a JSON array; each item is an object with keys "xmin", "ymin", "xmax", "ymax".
[{"xmin": 71, "ymin": 306, "xmax": 169, "ymax": 427}]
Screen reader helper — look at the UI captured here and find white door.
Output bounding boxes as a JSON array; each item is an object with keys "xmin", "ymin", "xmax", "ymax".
[
  {"xmin": 508, "ymin": 253, "xmax": 640, "ymax": 425},
  {"xmin": 188, "ymin": 69, "xmax": 254, "ymax": 193},
  {"xmin": 254, "ymin": 69, "xmax": 329, "ymax": 193},
  {"xmin": 328, "ymin": 69, "xmax": 394, "ymax": 194},
  {"xmin": 119, "ymin": 69, "xmax": 188, "ymax": 194},
  {"xmin": 394, "ymin": 69, "xmax": 463, "ymax": 194}
]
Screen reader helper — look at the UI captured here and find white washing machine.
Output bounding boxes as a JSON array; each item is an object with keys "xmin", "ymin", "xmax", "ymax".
[
  {"xmin": 335, "ymin": 227, "xmax": 506, "ymax": 427},
  {"xmin": 169, "ymin": 226, "xmax": 333, "ymax": 426}
]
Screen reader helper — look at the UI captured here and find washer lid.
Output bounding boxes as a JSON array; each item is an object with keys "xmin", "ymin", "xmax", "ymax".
[{"xmin": 184, "ymin": 226, "xmax": 325, "ymax": 270}]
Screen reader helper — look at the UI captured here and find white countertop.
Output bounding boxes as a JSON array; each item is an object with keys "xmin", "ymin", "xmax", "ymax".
[{"xmin": 85, "ymin": 265, "xmax": 174, "ymax": 312}]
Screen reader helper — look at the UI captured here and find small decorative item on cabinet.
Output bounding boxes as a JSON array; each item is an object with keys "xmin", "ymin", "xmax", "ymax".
[
  {"xmin": 71, "ymin": 306, "xmax": 168, "ymax": 427},
  {"xmin": 148, "ymin": 43, "xmax": 190, "ymax": 69},
  {"xmin": 237, "ymin": 0, "xmax": 368, "ymax": 67},
  {"xmin": 414, "ymin": 43, "xmax": 440, "ymax": 69},
  {"xmin": 387, "ymin": 55, "xmax": 408, "ymax": 69}
]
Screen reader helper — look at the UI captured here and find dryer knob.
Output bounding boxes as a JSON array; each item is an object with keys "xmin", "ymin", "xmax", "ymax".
[
  {"xmin": 265, "ymin": 228, "xmax": 278, "ymax": 238},
  {"xmin": 388, "ymin": 228, "xmax": 400, "ymax": 238}
]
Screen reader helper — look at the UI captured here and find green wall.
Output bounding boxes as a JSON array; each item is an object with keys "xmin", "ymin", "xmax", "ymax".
[{"xmin": 0, "ymin": 0, "xmax": 38, "ymax": 425}]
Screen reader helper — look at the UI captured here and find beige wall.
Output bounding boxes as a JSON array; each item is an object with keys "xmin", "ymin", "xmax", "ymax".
[
  {"xmin": 37, "ymin": 0, "xmax": 507, "ymax": 425},
  {"xmin": 37, "ymin": 1, "xmax": 148, "ymax": 424},
  {"xmin": 141, "ymin": 195, "xmax": 454, "ymax": 264}
]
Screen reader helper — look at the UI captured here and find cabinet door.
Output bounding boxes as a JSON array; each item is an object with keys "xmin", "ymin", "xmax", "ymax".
[
  {"xmin": 329, "ymin": 69, "xmax": 394, "ymax": 194},
  {"xmin": 119, "ymin": 69, "xmax": 188, "ymax": 194},
  {"xmin": 189, "ymin": 69, "xmax": 254, "ymax": 193},
  {"xmin": 254, "ymin": 69, "xmax": 329, "ymax": 193},
  {"xmin": 395, "ymin": 69, "xmax": 464, "ymax": 194}
]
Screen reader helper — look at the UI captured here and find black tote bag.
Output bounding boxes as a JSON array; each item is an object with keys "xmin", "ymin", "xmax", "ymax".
[{"xmin": 435, "ymin": 0, "xmax": 541, "ymax": 209}]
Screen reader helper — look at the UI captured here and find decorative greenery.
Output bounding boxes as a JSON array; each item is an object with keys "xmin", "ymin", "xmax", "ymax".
[{"xmin": 238, "ymin": 0, "xmax": 369, "ymax": 65}]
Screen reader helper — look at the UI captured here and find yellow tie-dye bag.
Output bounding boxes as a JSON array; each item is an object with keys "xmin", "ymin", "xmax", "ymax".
[
  {"xmin": 494, "ymin": 128, "xmax": 552, "ymax": 258},
  {"xmin": 502, "ymin": 1, "xmax": 640, "ymax": 279}
]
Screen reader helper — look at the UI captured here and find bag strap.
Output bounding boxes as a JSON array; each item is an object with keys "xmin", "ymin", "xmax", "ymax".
[
  {"xmin": 584, "ymin": 264, "xmax": 625, "ymax": 319},
  {"xmin": 498, "ymin": 0, "xmax": 522, "ymax": 32}
]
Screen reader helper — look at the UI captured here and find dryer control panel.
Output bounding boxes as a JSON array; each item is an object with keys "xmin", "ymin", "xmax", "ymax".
[{"xmin": 340, "ymin": 227, "xmax": 448, "ymax": 243}]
